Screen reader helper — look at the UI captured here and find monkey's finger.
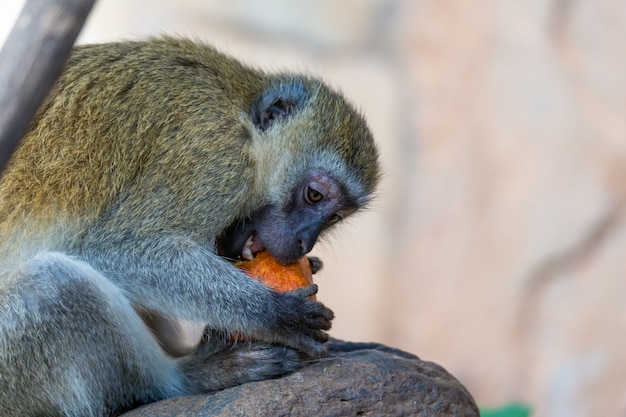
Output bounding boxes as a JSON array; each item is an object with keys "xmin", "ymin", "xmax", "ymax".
[
  {"xmin": 310, "ymin": 301, "xmax": 334, "ymax": 322},
  {"xmin": 310, "ymin": 329, "xmax": 331, "ymax": 344},
  {"xmin": 300, "ymin": 299, "xmax": 334, "ymax": 331},
  {"xmin": 307, "ymin": 256, "xmax": 323, "ymax": 274},
  {"xmin": 290, "ymin": 332, "xmax": 330, "ymax": 357},
  {"xmin": 288, "ymin": 284, "xmax": 318, "ymax": 298},
  {"xmin": 307, "ymin": 310, "xmax": 334, "ymax": 331},
  {"xmin": 304, "ymin": 314, "xmax": 333, "ymax": 332}
]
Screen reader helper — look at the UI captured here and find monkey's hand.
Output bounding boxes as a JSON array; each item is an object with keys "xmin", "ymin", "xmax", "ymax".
[{"xmin": 266, "ymin": 284, "xmax": 334, "ymax": 356}]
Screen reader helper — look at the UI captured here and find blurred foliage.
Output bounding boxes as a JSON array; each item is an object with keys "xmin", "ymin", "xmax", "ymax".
[{"xmin": 480, "ymin": 403, "xmax": 531, "ymax": 417}]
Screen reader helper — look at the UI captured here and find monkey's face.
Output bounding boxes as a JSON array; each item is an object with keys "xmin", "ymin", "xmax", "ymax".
[
  {"xmin": 217, "ymin": 77, "xmax": 379, "ymax": 265},
  {"xmin": 217, "ymin": 169, "xmax": 356, "ymax": 265}
]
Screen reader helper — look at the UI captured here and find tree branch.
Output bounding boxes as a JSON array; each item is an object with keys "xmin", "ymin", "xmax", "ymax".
[{"xmin": 0, "ymin": 0, "xmax": 96, "ymax": 177}]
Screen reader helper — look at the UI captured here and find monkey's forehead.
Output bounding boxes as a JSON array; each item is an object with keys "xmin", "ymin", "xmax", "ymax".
[
  {"xmin": 308, "ymin": 87, "xmax": 381, "ymax": 194},
  {"xmin": 247, "ymin": 75, "xmax": 381, "ymax": 199}
]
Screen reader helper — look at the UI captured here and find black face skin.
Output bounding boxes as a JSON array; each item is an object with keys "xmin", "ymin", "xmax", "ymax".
[{"xmin": 217, "ymin": 171, "xmax": 356, "ymax": 265}]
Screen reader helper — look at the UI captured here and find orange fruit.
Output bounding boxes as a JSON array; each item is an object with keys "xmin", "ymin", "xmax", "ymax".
[
  {"xmin": 235, "ymin": 251, "xmax": 315, "ymax": 299},
  {"xmin": 230, "ymin": 252, "xmax": 315, "ymax": 342}
]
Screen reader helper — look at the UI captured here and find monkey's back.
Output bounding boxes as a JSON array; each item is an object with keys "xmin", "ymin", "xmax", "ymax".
[{"xmin": 0, "ymin": 38, "xmax": 267, "ymax": 260}]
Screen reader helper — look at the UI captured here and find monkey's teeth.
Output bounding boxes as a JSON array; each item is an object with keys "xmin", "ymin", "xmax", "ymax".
[{"xmin": 242, "ymin": 236, "xmax": 255, "ymax": 261}]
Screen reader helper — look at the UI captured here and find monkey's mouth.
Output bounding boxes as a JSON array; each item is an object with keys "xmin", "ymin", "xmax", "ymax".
[
  {"xmin": 241, "ymin": 234, "xmax": 265, "ymax": 261},
  {"xmin": 216, "ymin": 227, "xmax": 269, "ymax": 262},
  {"xmin": 217, "ymin": 223, "xmax": 323, "ymax": 273},
  {"xmin": 216, "ymin": 218, "xmax": 265, "ymax": 262}
]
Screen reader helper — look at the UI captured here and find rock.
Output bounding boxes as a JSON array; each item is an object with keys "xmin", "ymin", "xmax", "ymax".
[{"xmin": 121, "ymin": 339, "xmax": 478, "ymax": 417}]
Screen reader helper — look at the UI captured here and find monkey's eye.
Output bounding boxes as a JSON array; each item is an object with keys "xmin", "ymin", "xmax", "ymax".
[{"xmin": 306, "ymin": 184, "xmax": 325, "ymax": 204}]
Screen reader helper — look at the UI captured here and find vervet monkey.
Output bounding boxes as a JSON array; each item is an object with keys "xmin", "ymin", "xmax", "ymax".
[{"xmin": 0, "ymin": 37, "xmax": 380, "ymax": 416}]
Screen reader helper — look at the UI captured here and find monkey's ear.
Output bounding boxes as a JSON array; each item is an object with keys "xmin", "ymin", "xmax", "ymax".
[{"xmin": 251, "ymin": 81, "xmax": 309, "ymax": 131}]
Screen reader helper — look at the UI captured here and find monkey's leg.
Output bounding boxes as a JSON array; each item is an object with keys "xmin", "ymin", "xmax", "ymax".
[
  {"xmin": 177, "ymin": 327, "xmax": 303, "ymax": 394},
  {"xmin": 0, "ymin": 252, "xmax": 184, "ymax": 417}
]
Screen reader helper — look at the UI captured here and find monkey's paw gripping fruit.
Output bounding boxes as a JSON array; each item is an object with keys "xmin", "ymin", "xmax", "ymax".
[
  {"xmin": 230, "ymin": 251, "xmax": 315, "ymax": 342},
  {"xmin": 234, "ymin": 251, "xmax": 315, "ymax": 299}
]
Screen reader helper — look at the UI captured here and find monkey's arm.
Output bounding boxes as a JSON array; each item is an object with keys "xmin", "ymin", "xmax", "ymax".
[{"xmin": 77, "ymin": 232, "xmax": 333, "ymax": 356}]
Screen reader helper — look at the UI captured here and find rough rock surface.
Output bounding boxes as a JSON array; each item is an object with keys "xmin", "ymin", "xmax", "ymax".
[{"xmin": 121, "ymin": 339, "xmax": 478, "ymax": 417}]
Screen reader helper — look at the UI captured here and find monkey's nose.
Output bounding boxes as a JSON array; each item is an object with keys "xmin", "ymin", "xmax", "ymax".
[
  {"xmin": 297, "ymin": 223, "xmax": 321, "ymax": 256},
  {"xmin": 297, "ymin": 239, "xmax": 309, "ymax": 256}
]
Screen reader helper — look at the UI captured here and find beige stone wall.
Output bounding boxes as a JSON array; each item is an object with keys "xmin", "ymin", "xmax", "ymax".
[{"xmin": 2, "ymin": 1, "xmax": 626, "ymax": 416}]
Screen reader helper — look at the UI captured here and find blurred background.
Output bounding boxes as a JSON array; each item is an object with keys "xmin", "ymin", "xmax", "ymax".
[{"xmin": 2, "ymin": 1, "xmax": 626, "ymax": 416}]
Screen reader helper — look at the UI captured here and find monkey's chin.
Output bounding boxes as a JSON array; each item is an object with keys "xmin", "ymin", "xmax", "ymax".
[{"xmin": 241, "ymin": 234, "xmax": 265, "ymax": 261}]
